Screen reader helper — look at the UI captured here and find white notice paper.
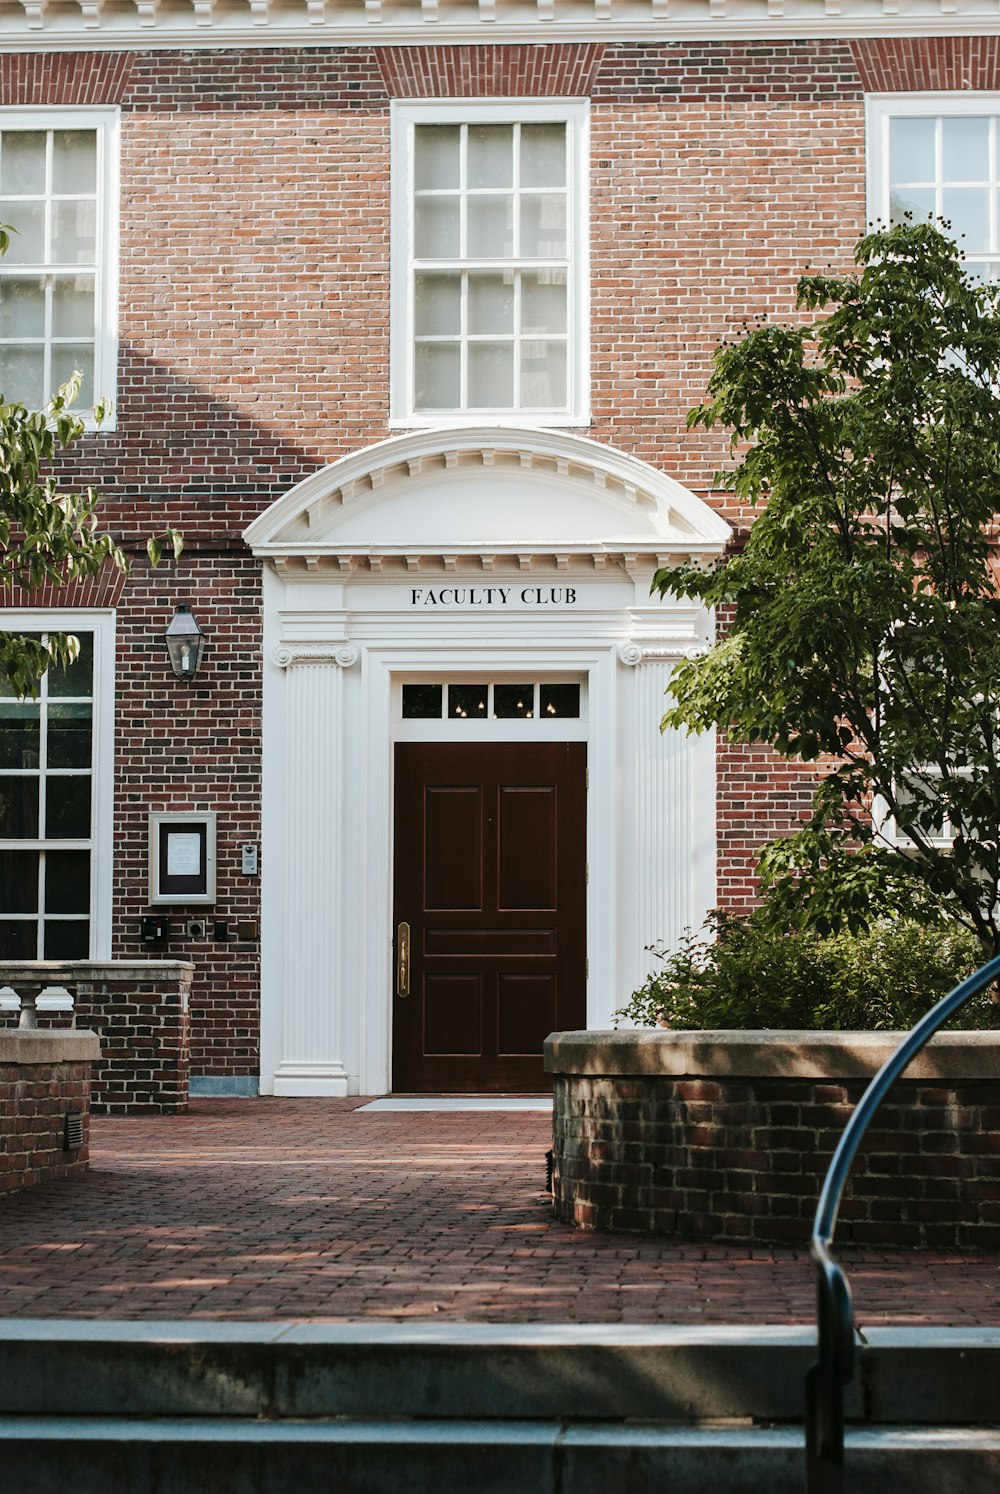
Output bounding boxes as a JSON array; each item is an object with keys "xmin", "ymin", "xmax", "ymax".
[{"xmin": 166, "ymin": 831, "xmax": 201, "ymax": 878}]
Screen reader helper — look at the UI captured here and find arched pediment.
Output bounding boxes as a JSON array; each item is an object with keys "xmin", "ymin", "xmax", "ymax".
[{"xmin": 244, "ymin": 427, "xmax": 731, "ymax": 573}]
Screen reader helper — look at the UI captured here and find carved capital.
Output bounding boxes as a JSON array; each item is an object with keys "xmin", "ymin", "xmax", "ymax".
[
  {"xmin": 618, "ymin": 640, "xmax": 708, "ymax": 666},
  {"xmin": 272, "ymin": 643, "xmax": 359, "ymax": 669}
]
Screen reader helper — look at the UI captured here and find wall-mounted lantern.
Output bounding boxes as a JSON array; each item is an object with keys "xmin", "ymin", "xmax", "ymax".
[{"xmin": 164, "ymin": 604, "xmax": 205, "ymax": 680}]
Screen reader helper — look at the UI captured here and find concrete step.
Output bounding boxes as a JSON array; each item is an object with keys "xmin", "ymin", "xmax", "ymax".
[
  {"xmin": 1, "ymin": 1419, "xmax": 999, "ymax": 1494},
  {"xmin": 2, "ymin": 1321, "xmax": 1000, "ymax": 1425}
]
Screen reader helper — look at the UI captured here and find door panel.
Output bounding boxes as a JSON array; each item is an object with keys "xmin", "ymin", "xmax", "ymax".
[{"xmin": 393, "ymin": 741, "xmax": 586, "ymax": 1093}]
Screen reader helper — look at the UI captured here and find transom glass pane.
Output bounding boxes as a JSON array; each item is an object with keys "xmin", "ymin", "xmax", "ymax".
[
  {"xmin": 402, "ymin": 684, "xmax": 444, "ymax": 719},
  {"xmin": 494, "ymin": 685, "xmax": 534, "ymax": 719},
  {"xmin": 540, "ymin": 683, "xmax": 581, "ymax": 719},
  {"xmin": 449, "ymin": 684, "xmax": 489, "ymax": 719}
]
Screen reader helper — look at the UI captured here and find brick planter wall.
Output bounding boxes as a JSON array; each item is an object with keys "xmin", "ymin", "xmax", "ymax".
[
  {"xmin": 0, "ymin": 963, "xmax": 193, "ymax": 1115},
  {"xmin": 0, "ymin": 1030, "xmax": 101, "ymax": 1195},
  {"xmin": 545, "ymin": 1031, "xmax": 1000, "ymax": 1249}
]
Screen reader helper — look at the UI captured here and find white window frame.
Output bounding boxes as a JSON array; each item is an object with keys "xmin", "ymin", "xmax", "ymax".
[
  {"xmin": 0, "ymin": 106, "xmax": 120, "ymax": 429},
  {"xmin": 867, "ymin": 93, "xmax": 1000, "ymax": 276},
  {"xmin": 873, "ymin": 768, "xmax": 964, "ymax": 851},
  {"xmin": 390, "ymin": 98, "xmax": 590, "ymax": 429},
  {"xmin": 0, "ymin": 610, "xmax": 116, "ymax": 958}
]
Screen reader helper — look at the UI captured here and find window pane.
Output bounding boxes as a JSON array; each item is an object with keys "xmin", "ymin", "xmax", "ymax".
[
  {"xmin": 467, "ymin": 196, "xmax": 513, "ymax": 258},
  {"xmin": 414, "ymin": 126, "xmax": 461, "ymax": 190},
  {"xmin": 467, "ymin": 125, "xmax": 513, "ymax": 189},
  {"xmin": 0, "ymin": 776, "xmax": 39, "ymax": 837},
  {"xmin": 45, "ymin": 775, "xmax": 91, "ymax": 838},
  {"xmin": 49, "ymin": 633, "xmax": 93, "ymax": 696},
  {"xmin": 521, "ymin": 340, "xmax": 567, "ymax": 408},
  {"xmin": 402, "ymin": 684, "xmax": 443, "ymax": 719},
  {"xmin": 942, "ymin": 187, "xmax": 990, "ymax": 252},
  {"xmin": 890, "ymin": 117, "xmax": 936, "ymax": 183},
  {"xmin": 45, "ymin": 849, "xmax": 90, "ymax": 913},
  {"xmin": 540, "ymin": 683, "xmax": 581, "ymax": 719},
  {"xmin": 0, "ymin": 700, "xmax": 40, "ymax": 768},
  {"xmin": 494, "ymin": 684, "xmax": 534, "ymax": 719},
  {"xmin": 0, "ymin": 849, "xmax": 39, "ymax": 912},
  {"xmin": 520, "ymin": 194, "xmax": 566, "ymax": 258},
  {"xmin": 0, "ymin": 920, "xmax": 37, "ymax": 959},
  {"xmin": 414, "ymin": 195, "xmax": 461, "ymax": 259},
  {"xmin": 521, "ymin": 270, "xmax": 567, "ymax": 335},
  {"xmin": 51, "ymin": 276, "xmax": 95, "ymax": 338},
  {"xmin": 0, "ymin": 344, "xmax": 44, "ymax": 406},
  {"xmin": 415, "ymin": 342, "xmax": 460, "ymax": 410},
  {"xmin": 0, "ymin": 632, "xmax": 40, "ymax": 695},
  {"xmin": 468, "ymin": 273, "xmax": 514, "ymax": 335},
  {"xmin": 520, "ymin": 125, "xmax": 566, "ymax": 188},
  {"xmin": 414, "ymin": 273, "xmax": 461, "ymax": 336},
  {"xmin": 468, "ymin": 342, "xmax": 514, "ymax": 408},
  {"xmin": 44, "ymin": 919, "xmax": 89, "ymax": 959},
  {"xmin": 50, "ymin": 343, "xmax": 94, "ymax": 406},
  {"xmin": 449, "ymin": 684, "xmax": 489, "ymax": 719},
  {"xmin": 1, "ymin": 132, "xmax": 46, "ymax": 195},
  {"xmin": 0, "ymin": 277, "xmax": 46, "ymax": 338},
  {"xmin": 942, "ymin": 117, "xmax": 990, "ymax": 182},
  {"xmin": 51, "ymin": 200, "xmax": 96, "ymax": 265},
  {"xmin": 0, "ymin": 202, "xmax": 45, "ymax": 263},
  {"xmin": 889, "ymin": 187, "xmax": 935, "ymax": 225},
  {"xmin": 52, "ymin": 131, "xmax": 97, "ymax": 195},
  {"xmin": 47, "ymin": 702, "xmax": 92, "ymax": 769}
]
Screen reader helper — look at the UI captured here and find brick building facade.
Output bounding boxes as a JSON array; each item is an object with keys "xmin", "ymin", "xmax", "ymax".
[{"xmin": 0, "ymin": 8, "xmax": 995, "ymax": 1095}]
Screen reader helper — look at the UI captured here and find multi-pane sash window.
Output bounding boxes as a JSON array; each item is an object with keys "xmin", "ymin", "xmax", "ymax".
[
  {"xmin": 0, "ymin": 109, "xmax": 118, "ymax": 417},
  {"xmin": 869, "ymin": 97, "xmax": 1000, "ymax": 280},
  {"xmin": 392, "ymin": 102, "xmax": 589, "ymax": 425},
  {"xmin": 0, "ymin": 632, "xmax": 97, "ymax": 959}
]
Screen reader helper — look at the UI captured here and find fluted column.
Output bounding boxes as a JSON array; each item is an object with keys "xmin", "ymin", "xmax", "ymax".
[
  {"xmin": 271, "ymin": 641, "xmax": 358, "ymax": 1095},
  {"xmin": 619, "ymin": 639, "xmax": 716, "ymax": 999}
]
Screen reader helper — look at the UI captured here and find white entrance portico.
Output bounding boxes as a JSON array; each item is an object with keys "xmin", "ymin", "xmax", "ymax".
[{"xmin": 245, "ymin": 427, "xmax": 731, "ymax": 1096}]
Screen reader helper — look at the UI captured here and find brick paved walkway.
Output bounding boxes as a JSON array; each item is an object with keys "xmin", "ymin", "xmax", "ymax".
[{"xmin": 0, "ymin": 1098, "xmax": 998, "ymax": 1326}]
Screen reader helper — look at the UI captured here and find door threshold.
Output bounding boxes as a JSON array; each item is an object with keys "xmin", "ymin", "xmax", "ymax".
[{"xmin": 356, "ymin": 1096, "xmax": 553, "ymax": 1112}]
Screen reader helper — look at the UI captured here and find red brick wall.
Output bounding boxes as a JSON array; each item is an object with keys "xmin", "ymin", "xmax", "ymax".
[
  {"xmin": 553, "ymin": 1072, "xmax": 1000, "ymax": 1248},
  {"xmin": 5, "ymin": 37, "xmax": 988, "ymax": 1071},
  {"xmin": 0, "ymin": 1061, "xmax": 91, "ymax": 1195}
]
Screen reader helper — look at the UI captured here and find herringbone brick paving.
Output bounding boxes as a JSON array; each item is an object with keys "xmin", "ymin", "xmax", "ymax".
[{"xmin": 0, "ymin": 1098, "xmax": 997, "ymax": 1325}]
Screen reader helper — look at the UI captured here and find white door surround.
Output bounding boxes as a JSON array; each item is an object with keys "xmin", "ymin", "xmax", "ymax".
[{"xmin": 245, "ymin": 426, "xmax": 730, "ymax": 1096}]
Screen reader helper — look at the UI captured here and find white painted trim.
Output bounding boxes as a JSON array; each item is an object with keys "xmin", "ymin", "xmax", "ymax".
[
  {"xmin": 0, "ymin": 106, "xmax": 120, "ymax": 430},
  {"xmin": 390, "ymin": 100, "xmax": 590, "ymax": 429},
  {"xmin": 0, "ymin": 608, "xmax": 116, "ymax": 960},
  {"xmin": 244, "ymin": 424, "xmax": 732, "ymax": 556},
  {"xmin": 5, "ymin": 10, "xmax": 1000, "ymax": 54}
]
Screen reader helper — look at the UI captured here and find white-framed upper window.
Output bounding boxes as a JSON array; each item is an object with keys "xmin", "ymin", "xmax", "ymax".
[
  {"xmin": 391, "ymin": 99, "xmax": 590, "ymax": 427},
  {"xmin": 868, "ymin": 94, "xmax": 1000, "ymax": 279},
  {"xmin": 0, "ymin": 107, "xmax": 119, "ymax": 426},
  {"xmin": 0, "ymin": 612, "xmax": 116, "ymax": 960}
]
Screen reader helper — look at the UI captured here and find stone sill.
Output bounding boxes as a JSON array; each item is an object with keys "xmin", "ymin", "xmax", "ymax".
[
  {"xmin": 0, "ymin": 1030, "xmax": 101, "ymax": 1066},
  {"xmin": 544, "ymin": 1029, "xmax": 1000, "ymax": 1082}
]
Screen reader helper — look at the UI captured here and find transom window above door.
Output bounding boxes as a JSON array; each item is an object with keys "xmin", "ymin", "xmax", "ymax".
[
  {"xmin": 391, "ymin": 101, "xmax": 589, "ymax": 427},
  {"xmin": 402, "ymin": 680, "xmax": 582, "ymax": 721}
]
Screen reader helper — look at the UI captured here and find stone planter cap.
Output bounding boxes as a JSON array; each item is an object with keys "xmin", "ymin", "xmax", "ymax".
[
  {"xmin": 0, "ymin": 1029, "xmax": 101, "ymax": 1065},
  {"xmin": 543, "ymin": 1028, "xmax": 1000, "ymax": 1081}
]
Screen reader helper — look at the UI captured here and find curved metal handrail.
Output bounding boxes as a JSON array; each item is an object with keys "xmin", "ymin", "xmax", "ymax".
[{"xmin": 806, "ymin": 950, "xmax": 1000, "ymax": 1494}]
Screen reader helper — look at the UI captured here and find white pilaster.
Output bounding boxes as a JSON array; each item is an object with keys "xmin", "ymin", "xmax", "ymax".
[
  {"xmin": 619, "ymin": 634, "xmax": 717, "ymax": 999},
  {"xmin": 271, "ymin": 640, "xmax": 358, "ymax": 1095}
]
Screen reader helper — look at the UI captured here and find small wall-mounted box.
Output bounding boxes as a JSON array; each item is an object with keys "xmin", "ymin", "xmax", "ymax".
[
  {"xmin": 140, "ymin": 915, "xmax": 170, "ymax": 943},
  {"xmin": 241, "ymin": 844, "xmax": 259, "ymax": 876}
]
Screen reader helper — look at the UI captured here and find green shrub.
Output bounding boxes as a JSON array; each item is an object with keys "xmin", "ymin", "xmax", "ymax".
[{"xmin": 615, "ymin": 911, "xmax": 998, "ymax": 1031}]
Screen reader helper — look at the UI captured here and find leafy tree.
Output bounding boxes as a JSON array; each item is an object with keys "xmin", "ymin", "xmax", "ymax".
[
  {"xmin": 656, "ymin": 221, "xmax": 1000, "ymax": 957},
  {"xmin": 0, "ymin": 224, "xmax": 179, "ymax": 697}
]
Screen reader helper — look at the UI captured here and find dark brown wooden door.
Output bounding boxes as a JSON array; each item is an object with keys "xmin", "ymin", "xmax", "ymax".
[{"xmin": 392, "ymin": 741, "xmax": 587, "ymax": 1093}]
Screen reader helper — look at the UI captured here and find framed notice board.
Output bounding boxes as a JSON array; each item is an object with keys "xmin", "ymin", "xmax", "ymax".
[{"xmin": 148, "ymin": 812, "xmax": 217, "ymax": 905}]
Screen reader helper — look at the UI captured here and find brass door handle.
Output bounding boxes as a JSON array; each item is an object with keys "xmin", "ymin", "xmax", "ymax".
[{"xmin": 396, "ymin": 921, "xmax": 410, "ymax": 998}]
